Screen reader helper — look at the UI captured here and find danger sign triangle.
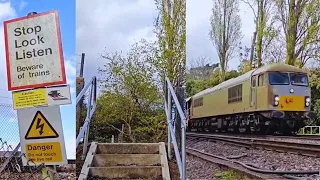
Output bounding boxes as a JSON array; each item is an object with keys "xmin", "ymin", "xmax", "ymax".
[{"xmin": 25, "ymin": 111, "xmax": 59, "ymax": 140}]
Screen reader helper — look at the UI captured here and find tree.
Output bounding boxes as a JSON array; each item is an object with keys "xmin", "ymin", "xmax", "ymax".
[
  {"xmin": 308, "ymin": 67, "xmax": 320, "ymax": 125},
  {"xmin": 273, "ymin": 0, "xmax": 320, "ymax": 67},
  {"xmin": 154, "ymin": 0, "xmax": 186, "ymax": 84},
  {"xmin": 241, "ymin": 0, "xmax": 277, "ymax": 67},
  {"xmin": 95, "ymin": 42, "xmax": 166, "ymax": 142},
  {"xmin": 209, "ymin": 0, "xmax": 242, "ymax": 82}
]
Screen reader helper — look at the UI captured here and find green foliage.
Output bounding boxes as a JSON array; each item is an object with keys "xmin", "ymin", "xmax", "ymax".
[
  {"xmin": 238, "ymin": 59, "xmax": 252, "ymax": 74},
  {"xmin": 90, "ymin": 41, "xmax": 166, "ymax": 143},
  {"xmin": 273, "ymin": 0, "xmax": 320, "ymax": 66},
  {"xmin": 214, "ymin": 170, "xmax": 238, "ymax": 180},
  {"xmin": 308, "ymin": 68, "xmax": 320, "ymax": 125},
  {"xmin": 154, "ymin": 0, "xmax": 186, "ymax": 84}
]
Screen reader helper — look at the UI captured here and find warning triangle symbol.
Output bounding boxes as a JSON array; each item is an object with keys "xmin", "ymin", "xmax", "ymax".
[{"xmin": 25, "ymin": 111, "xmax": 59, "ymax": 140}]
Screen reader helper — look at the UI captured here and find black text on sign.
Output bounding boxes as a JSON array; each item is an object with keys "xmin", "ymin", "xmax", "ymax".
[{"xmin": 14, "ymin": 26, "xmax": 53, "ymax": 60}]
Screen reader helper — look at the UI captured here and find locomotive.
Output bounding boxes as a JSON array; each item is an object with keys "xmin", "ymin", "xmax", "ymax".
[{"xmin": 186, "ymin": 63, "xmax": 315, "ymax": 135}]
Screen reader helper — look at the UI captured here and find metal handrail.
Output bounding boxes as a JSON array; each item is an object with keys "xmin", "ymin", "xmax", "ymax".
[
  {"xmin": 164, "ymin": 77, "xmax": 186, "ymax": 180},
  {"xmin": 76, "ymin": 76, "xmax": 97, "ymax": 156},
  {"xmin": 76, "ymin": 77, "xmax": 97, "ymax": 105},
  {"xmin": 300, "ymin": 126, "xmax": 320, "ymax": 135}
]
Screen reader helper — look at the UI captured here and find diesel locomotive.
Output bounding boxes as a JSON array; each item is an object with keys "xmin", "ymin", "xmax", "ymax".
[{"xmin": 186, "ymin": 63, "xmax": 315, "ymax": 135}]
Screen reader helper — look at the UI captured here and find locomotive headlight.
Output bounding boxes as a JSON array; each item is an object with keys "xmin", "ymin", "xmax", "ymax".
[
  {"xmin": 306, "ymin": 97, "xmax": 311, "ymax": 103},
  {"xmin": 274, "ymin": 95, "xmax": 279, "ymax": 106},
  {"xmin": 305, "ymin": 97, "xmax": 311, "ymax": 107}
]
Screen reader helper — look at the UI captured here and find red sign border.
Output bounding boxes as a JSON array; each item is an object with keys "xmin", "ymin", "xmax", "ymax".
[{"xmin": 4, "ymin": 10, "xmax": 67, "ymax": 91}]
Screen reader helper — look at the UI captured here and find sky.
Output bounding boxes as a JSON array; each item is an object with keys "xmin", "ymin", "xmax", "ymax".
[
  {"xmin": 77, "ymin": 0, "xmax": 256, "ymax": 80},
  {"xmin": 187, "ymin": 0, "xmax": 255, "ymax": 70},
  {"xmin": 76, "ymin": 0, "xmax": 158, "ymax": 84},
  {"xmin": 0, "ymin": 0, "xmax": 76, "ymax": 159}
]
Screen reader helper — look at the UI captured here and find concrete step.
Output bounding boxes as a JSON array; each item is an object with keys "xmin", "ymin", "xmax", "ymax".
[
  {"xmin": 89, "ymin": 166, "xmax": 162, "ymax": 179},
  {"xmin": 79, "ymin": 142, "xmax": 170, "ymax": 180},
  {"xmin": 95, "ymin": 143, "xmax": 160, "ymax": 154},
  {"xmin": 92, "ymin": 154, "xmax": 161, "ymax": 166}
]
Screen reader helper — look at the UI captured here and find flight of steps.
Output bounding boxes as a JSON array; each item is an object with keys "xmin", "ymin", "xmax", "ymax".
[{"xmin": 79, "ymin": 142, "xmax": 171, "ymax": 180}]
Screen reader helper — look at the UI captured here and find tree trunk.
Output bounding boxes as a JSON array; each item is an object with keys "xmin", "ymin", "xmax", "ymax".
[
  {"xmin": 127, "ymin": 125, "xmax": 135, "ymax": 143},
  {"xmin": 220, "ymin": 0, "xmax": 227, "ymax": 82},
  {"xmin": 256, "ymin": 0, "xmax": 264, "ymax": 68},
  {"xmin": 286, "ymin": 0, "xmax": 297, "ymax": 65},
  {"xmin": 220, "ymin": 55, "xmax": 226, "ymax": 82}
]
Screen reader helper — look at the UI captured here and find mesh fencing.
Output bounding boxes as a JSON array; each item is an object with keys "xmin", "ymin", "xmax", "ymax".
[
  {"xmin": 0, "ymin": 104, "xmax": 75, "ymax": 179},
  {"xmin": 0, "ymin": 104, "xmax": 19, "ymax": 149}
]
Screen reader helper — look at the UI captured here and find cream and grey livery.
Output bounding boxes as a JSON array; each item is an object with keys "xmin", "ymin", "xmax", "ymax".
[{"xmin": 186, "ymin": 63, "xmax": 314, "ymax": 134}]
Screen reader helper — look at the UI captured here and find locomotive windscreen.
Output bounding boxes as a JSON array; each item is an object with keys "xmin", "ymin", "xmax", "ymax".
[
  {"xmin": 290, "ymin": 73, "xmax": 308, "ymax": 86},
  {"xmin": 269, "ymin": 72, "xmax": 290, "ymax": 85}
]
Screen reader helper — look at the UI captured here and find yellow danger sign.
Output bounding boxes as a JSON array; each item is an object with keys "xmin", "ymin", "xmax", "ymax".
[
  {"xmin": 25, "ymin": 111, "xmax": 59, "ymax": 140},
  {"xmin": 25, "ymin": 142, "xmax": 62, "ymax": 163},
  {"xmin": 13, "ymin": 88, "xmax": 47, "ymax": 109}
]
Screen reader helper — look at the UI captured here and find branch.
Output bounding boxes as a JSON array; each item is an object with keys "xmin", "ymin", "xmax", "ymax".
[
  {"xmin": 107, "ymin": 123, "xmax": 130, "ymax": 136},
  {"xmin": 240, "ymin": 0, "xmax": 257, "ymax": 19}
]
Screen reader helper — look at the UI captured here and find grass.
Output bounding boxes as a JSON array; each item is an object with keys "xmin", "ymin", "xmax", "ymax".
[{"xmin": 214, "ymin": 170, "xmax": 238, "ymax": 180}]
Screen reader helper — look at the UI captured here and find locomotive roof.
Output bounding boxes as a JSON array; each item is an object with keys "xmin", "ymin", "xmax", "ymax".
[
  {"xmin": 252, "ymin": 63, "xmax": 305, "ymax": 75},
  {"xmin": 191, "ymin": 63, "xmax": 306, "ymax": 99}
]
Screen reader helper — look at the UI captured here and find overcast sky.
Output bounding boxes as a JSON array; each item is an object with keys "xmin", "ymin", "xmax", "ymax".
[
  {"xmin": 77, "ymin": 0, "xmax": 255, "ymax": 80},
  {"xmin": 76, "ymin": 0, "xmax": 158, "ymax": 83},
  {"xmin": 187, "ymin": 0, "xmax": 256, "ymax": 70}
]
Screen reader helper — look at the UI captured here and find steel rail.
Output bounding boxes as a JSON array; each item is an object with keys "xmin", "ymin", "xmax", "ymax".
[
  {"xmin": 187, "ymin": 147, "xmax": 319, "ymax": 178},
  {"xmin": 186, "ymin": 147, "xmax": 284, "ymax": 179},
  {"xmin": 187, "ymin": 132, "xmax": 320, "ymax": 157}
]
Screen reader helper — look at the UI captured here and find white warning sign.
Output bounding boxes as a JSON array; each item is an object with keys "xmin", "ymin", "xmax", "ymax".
[{"xmin": 3, "ymin": 10, "xmax": 66, "ymax": 91}]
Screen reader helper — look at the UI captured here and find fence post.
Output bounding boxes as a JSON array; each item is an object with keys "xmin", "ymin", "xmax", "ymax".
[{"xmin": 111, "ymin": 135, "xmax": 114, "ymax": 143}]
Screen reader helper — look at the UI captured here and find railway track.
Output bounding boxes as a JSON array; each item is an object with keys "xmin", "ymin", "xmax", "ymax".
[
  {"xmin": 187, "ymin": 132, "xmax": 320, "ymax": 157},
  {"xmin": 187, "ymin": 147, "xmax": 320, "ymax": 180}
]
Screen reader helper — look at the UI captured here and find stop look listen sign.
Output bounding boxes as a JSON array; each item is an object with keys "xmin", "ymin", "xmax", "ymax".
[{"xmin": 3, "ymin": 10, "xmax": 66, "ymax": 91}]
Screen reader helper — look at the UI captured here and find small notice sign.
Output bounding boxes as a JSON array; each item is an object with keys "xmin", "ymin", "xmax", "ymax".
[
  {"xmin": 17, "ymin": 106, "xmax": 67, "ymax": 166},
  {"xmin": 25, "ymin": 142, "xmax": 63, "ymax": 163},
  {"xmin": 12, "ymin": 85, "xmax": 71, "ymax": 109},
  {"xmin": 25, "ymin": 111, "xmax": 59, "ymax": 140}
]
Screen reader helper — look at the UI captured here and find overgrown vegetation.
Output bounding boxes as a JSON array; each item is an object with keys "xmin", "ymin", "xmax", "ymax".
[
  {"xmin": 214, "ymin": 170, "xmax": 238, "ymax": 180},
  {"xmin": 87, "ymin": 0, "xmax": 186, "ymax": 143}
]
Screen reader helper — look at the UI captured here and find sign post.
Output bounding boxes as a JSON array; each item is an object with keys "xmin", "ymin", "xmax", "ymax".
[{"xmin": 3, "ymin": 11, "xmax": 70, "ymax": 179}]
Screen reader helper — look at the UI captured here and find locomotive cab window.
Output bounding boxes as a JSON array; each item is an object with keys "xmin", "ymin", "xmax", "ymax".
[
  {"xmin": 258, "ymin": 74, "xmax": 264, "ymax": 86},
  {"xmin": 290, "ymin": 73, "xmax": 308, "ymax": 86},
  {"xmin": 228, "ymin": 84, "xmax": 242, "ymax": 103},
  {"xmin": 269, "ymin": 72, "xmax": 289, "ymax": 85},
  {"xmin": 251, "ymin": 76, "xmax": 256, "ymax": 87}
]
